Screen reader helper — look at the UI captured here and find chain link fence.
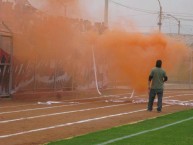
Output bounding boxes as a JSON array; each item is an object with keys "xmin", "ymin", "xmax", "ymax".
[
  {"xmin": 1, "ymin": 33, "xmax": 193, "ymax": 98},
  {"xmin": 0, "ymin": 27, "xmax": 13, "ymax": 97}
]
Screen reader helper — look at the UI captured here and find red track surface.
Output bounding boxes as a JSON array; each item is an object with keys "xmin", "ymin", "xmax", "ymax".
[{"xmin": 0, "ymin": 90, "xmax": 193, "ymax": 145}]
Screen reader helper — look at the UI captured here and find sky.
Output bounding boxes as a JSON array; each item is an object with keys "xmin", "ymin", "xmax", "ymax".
[
  {"xmin": 28, "ymin": 0, "xmax": 193, "ymax": 35},
  {"xmin": 112, "ymin": 0, "xmax": 193, "ymax": 34}
]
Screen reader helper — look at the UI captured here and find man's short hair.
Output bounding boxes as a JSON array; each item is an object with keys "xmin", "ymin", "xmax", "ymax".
[{"xmin": 156, "ymin": 60, "xmax": 162, "ymax": 68}]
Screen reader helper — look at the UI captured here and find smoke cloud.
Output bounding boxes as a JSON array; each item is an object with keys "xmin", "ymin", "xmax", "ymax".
[
  {"xmin": 0, "ymin": 0, "xmax": 189, "ymax": 93},
  {"xmin": 95, "ymin": 30, "xmax": 188, "ymax": 92}
]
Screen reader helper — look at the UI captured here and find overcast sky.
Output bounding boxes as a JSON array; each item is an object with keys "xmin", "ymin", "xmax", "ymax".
[
  {"xmin": 28, "ymin": 0, "xmax": 193, "ymax": 35},
  {"xmin": 79, "ymin": 0, "xmax": 193, "ymax": 34}
]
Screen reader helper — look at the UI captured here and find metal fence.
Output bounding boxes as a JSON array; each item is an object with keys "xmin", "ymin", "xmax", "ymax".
[
  {"xmin": 11, "ymin": 47, "xmax": 193, "ymax": 96},
  {"xmin": 1, "ymin": 33, "xmax": 193, "ymax": 97},
  {"xmin": 0, "ymin": 30, "xmax": 13, "ymax": 97},
  {"xmin": 11, "ymin": 48, "xmax": 107, "ymax": 94}
]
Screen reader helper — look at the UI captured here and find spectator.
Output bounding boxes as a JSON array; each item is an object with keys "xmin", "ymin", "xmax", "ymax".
[{"xmin": 147, "ymin": 60, "xmax": 168, "ymax": 113}]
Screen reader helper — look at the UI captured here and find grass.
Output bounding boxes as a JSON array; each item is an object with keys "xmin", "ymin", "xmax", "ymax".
[{"xmin": 46, "ymin": 109, "xmax": 193, "ymax": 145}]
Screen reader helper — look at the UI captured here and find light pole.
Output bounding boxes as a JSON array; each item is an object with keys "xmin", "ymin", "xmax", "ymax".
[
  {"xmin": 104, "ymin": 0, "xmax": 109, "ymax": 26},
  {"xmin": 167, "ymin": 14, "xmax": 181, "ymax": 35},
  {"xmin": 157, "ymin": 0, "xmax": 162, "ymax": 32},
  {"xmin": 190, "ymin": 50, "xmax": 193, "ymax": 89}
]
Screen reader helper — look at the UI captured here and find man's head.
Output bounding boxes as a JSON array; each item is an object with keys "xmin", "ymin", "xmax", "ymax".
[{"xmin": 156, "ymin": 60, "xmax": 162, "ymax": 68}]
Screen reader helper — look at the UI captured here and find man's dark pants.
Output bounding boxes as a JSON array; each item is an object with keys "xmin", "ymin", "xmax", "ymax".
[{"xmin": 147, "ymin": 89, "xmax": 163, "ymax": 112}]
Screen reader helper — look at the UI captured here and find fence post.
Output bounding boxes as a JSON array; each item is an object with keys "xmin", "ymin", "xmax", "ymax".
[
  {"xmin": 8, "ymin": 36, "xmax": 13, "ymax": 97},
  {"xmin": 71, "ymin": 69, "xmax": 74, "ymax": 91},
  {"xmin": 189, "ymin": 50, "xmax": 192, "ymax": 89},
  {"xmin": 33, "ymin": 55, "xmax": 37, "ymax": 94},
  {"xmin": 54, "ymin": 59, "xmax": 57, "ymax": 93}
]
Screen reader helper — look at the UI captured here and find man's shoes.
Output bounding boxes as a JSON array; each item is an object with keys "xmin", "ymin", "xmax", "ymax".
[
  {"xmin": 157, "ymin": 110, "xmax": 162, "ymax": 113},
  {"xmin": 147, "ymin": 109, "xmax": 152, "ymax": 112}
]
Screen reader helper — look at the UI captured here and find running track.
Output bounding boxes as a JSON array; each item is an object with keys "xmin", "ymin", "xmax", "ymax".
[{"xmin": 0, "ymin": 90, "xmax": 193, "ymax": 145}]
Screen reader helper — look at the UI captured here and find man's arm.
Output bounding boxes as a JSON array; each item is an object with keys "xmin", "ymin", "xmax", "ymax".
[
  {"xmin": 163, "ymin": 71, "xmax": 168, "ymax": 82},
  {"xmin": 164, "ymin": 76, "xmax": 168, "ymax": 82},
  {"xmin": 148, "ymin": 76, "xmax": 153, "ymax": 90}
]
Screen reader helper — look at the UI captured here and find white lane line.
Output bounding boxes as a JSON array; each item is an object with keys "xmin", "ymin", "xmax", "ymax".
[
  {"xmin": 133, "ymin": 93, "xmax": 193, "ymax": 99},
  {"xmin": 0, "ymin": 93, "xmax": 132, "ymax": 110},
  {"xmin": 0, "ymin": 103, "xmax": 38, "ymax": 109},
  {"xmin": 0, "ymin": 93, "xmax": 131, "ymax": 109},
  {"xmin": 0, "ymin": 101, "xmax": 102, "ymax": 115},
  {"xmin": 0, "ymin": 94, "xmax": 134, "ymax": 115},
  {"xmin": 140, "ymin": 94, "xmax": 193, "ymax": 101},
  {"xmin": 164, "ymin": 90, "xmax": 193, "ymax": 93},
  {"xmin": 1, "ymin": 90, "xmax": 192, "ymax": 109},
  {"xmin": 0, "ymin": 105, "xmax": 171, "ymax": 139},
  {"xmin": 2, "ymin": 96, "xmax": 193, "ymax": 124},
  {"xmin": 0, "ymin": 102, "xmax": 133, "ymax": 124},
  {"xmin": 97, "ymin": 116, "xmax": 193, "ymax": 145},
  {"xmin": 0, "ymin": 90, "xmax": 191, "ymax": 109},
  {"xmin": 1, "ymin": 92, "xmax": 192, "ymax": 115},
  {"xmin": 112, "ymin": 94, "xmax": 193, "ymax": 103},
  {"xmin": 0, "ymin": 93, "xmax": 139, "ymax": 115},
  {"xmin": 0, "ymin": 97, "xmax": 140, "ymax": 114}
]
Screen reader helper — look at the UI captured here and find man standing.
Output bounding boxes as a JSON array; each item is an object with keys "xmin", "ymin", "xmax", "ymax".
[{"xmin": 147, "ymin": 60, "xmax": 168, "ymax": 112}]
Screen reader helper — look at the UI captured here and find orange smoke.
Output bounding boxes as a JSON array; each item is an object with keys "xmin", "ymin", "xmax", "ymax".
[
  {"xmin": 0, "ymin": 1, "xmax": 189, "ymax": 93},
  {"xmin": 95, "ymin": 30, "xmax": 189, "ymax": 92}
]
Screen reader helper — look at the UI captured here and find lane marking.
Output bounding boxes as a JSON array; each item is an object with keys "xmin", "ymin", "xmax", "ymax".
[
  {"xmin": 0, "ymin": 105, "xmax": 171, "ymax": 139},
  {"xmin": 1, "ymin": 92, "xmax": 192, "ymax": 115},
  {"xmin": 0, "ymin": 103, "xmax": 38, "ymax": 109},
  {"xmin": 97, "ymin": 116, "xmax": 193, "ymax": 145},
  {"xmin": 0, "ymin": 93, "xmax": 132, "ymax": 110},
  {"xmin": 2, "ymin": 97, "xmax": 193, "ymax": 124},
  {"xmin": 0, "ymin": 101, "xmax": 102, "ymax": 115},
  {"xmin": 0, "ymin": 95, "xmax": 171, "ymax": 115},
  {"xmin": 1, "ymin": 90, "xmax": 192, "ymax": 109},
  {"xmin": 0, "ymin": 102, "xmax": 133, "ymax": 124},
  {"xmin": 108, "ymin": 94, "xmax": 193, "ymax": 104}
]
